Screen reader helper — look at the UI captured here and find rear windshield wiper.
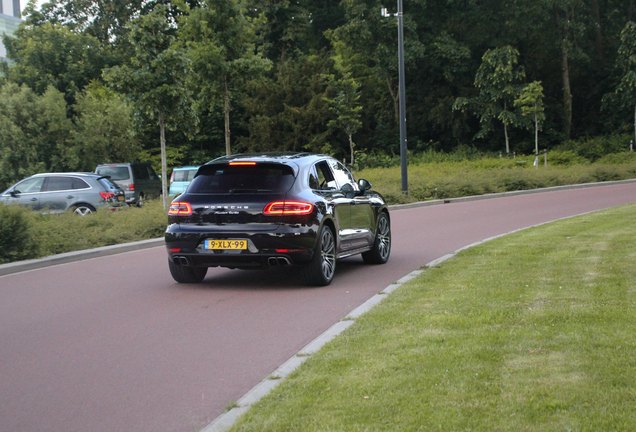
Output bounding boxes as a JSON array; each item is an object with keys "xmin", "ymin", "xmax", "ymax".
[{"xmin": 228, "ymin": 188, "xmax": 272, "ymax": 193}]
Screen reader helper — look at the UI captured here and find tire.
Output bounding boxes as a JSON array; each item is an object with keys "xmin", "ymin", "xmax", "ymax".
[
  {"xmin": 362, "ymin": 212, "xmax": 391, "ymax": 264},
  {"xmin": 136, "ymin": 194, "xmax": 144, "ymax": 208},
  {"xmin": 71, "ymin": 204, "xmax": 95, "ymax": 216},
  {"xmin": 302, "ymin": 225, "xmax": 336, "ymax": 286},
  {"xmin": 168, "ymin": 259, "xmax": 208, "ymax": 283}
]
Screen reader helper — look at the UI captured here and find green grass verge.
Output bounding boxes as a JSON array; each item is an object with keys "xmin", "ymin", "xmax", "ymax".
[
  {"xmin": 229, "ymin": 204, "xmax": 636, "ymax": 431},
  {"xmin": 357, "ymin": 156, "xmax": 636, "ymax": 205}
]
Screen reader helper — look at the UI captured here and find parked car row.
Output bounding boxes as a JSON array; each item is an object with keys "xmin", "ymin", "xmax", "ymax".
[{"xmin": 0, "ymin": 161, "xmax": 170, "ymax": 215}]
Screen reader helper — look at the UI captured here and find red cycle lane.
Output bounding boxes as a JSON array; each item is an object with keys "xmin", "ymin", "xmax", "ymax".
[{"xmin": 1, "ymin": 183, "xmax": 634, "ymax": 432}]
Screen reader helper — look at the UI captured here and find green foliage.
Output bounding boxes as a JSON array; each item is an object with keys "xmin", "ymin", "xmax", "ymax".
[
  {"xmin": 0, "ymin": 204, "xmax": 37, "ymax": 264},
  {"xmin": 67, "ymin": 83, "xmax": 140, "ymax": 171},
  {"xmin": 1, "ymin": 22, "xmax": 108, "ymax": 104},
  {"xmin": 546, "ymin": 150, "xmax": 589, "ymax": 166},
  {"xmin": 0, "ymin": 83, "xmax": 73, "ymax": 191},
  {"xmin": 555, "ymin": 134, "xmax": 632, "ymax": 162},
  {"xmin": 471, "ymin": 46, "xmax": 526, "ymax": 154}
]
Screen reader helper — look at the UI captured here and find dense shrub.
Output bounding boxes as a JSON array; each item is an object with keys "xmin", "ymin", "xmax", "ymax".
[
  {"xmin": 596, "ymin": 152, "xmax": 636, "ymax": 164},
  {"xmin": 555, "ymin": 134, "xmax": 632, "ymax": 162},
  {"xmin": 548, "ymin": 150, "xmax": 589, "ymax": 166},
  {"xmin": 0, "ymin": 204, "xmax": 37, "ymax": 263}
]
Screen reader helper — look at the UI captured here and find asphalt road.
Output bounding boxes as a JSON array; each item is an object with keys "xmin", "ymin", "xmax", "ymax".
[{"xmin": 1, "ymin": 183, "xmax": 635, "ymax": 432}]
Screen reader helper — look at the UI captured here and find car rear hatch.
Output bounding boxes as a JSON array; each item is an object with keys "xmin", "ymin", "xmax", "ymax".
[{"xmin": 170, "ymin": 161, "xmax": 297, "ymax": 231}]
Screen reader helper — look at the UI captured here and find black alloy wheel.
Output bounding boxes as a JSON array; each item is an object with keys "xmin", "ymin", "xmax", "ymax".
[
  {"xmin": 303, "ymin": 225, "xmax": 336, "ymax": 286},
  {"xmin": 362, "ymin": 212, "xmax": 391, "ymax": 264},
  {"xmin": 168, "ymin": 259, "xmax": 208, "ymax": 283}
]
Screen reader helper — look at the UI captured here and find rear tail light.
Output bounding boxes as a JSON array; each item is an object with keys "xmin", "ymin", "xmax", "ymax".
[
  {"xmin": 169, "ymin": 202, "xmax": 193, "ymax": 215},
  {"xmin": 129, "ymin": 184, "xmax": 135, "ymax": 191},
  {"xmin": 170, "ymin": 172, "xmax": 174, "ymax": 185},
  {"xmin": 99, "ymin": 192, "xmax": 116, "ymax": 200},
  {"xmin": 264, "ymin": 201, "xmax": 313, "ymax": 215}
]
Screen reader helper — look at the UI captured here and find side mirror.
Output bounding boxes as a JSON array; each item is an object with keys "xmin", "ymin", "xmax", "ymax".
[
  {"xmin": 9, "ymin": 190, "xmax": 18, "ymax": 198},
  {"xmin": 358, "ymin": 179, "xmax": 372, "ymax": 192}
]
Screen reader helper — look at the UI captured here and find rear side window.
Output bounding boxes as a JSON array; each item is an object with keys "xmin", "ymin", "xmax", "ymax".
[
  {"xmin": 45, "ymin": 177, "xmax": 75, "ymax": 192},
  {"xmin": 97, "ymin": 166, "xmax": 130, "ymax": 180},
  {"xmin": 132, "ymin": 164, "xmax": 150, "ymax": 180},
  {"xmin": 188, "ymin": 163, "xmax": 295, "ymax": 194},
  {"xmin": 71, "ymin": 178, "xmax": 90, "ymax": 190},
  {"xmin": 98, "ymin": 177, "xmax": 119, "ymax": 190},
  {"xmin": 173, "ymin": 169, "xmax": 198, "ymax": 182}
]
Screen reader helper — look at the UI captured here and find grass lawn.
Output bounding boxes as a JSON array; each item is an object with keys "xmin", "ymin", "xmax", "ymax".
[{"xmin": 229, "ymin": 203, "xmax": 636, "ymax": 431}]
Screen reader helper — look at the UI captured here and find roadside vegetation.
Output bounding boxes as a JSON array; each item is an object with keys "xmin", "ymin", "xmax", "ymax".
[
  {"xmin": 1, "ymin": 145, "xmax": 635, "ymax": 264},
  {"xmin": 0, "ymin": 199, "xmax": 166, "ymax": 264},
  {"xmin": 228, "ymin": 203, "xmax": 636, "ymax": 431}
]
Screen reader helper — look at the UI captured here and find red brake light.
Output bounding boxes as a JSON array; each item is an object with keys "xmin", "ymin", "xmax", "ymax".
[
  {"xmin": 169, "ymin": 202, "xmax": 193, "ymax": 215},
  {"xmin": 264, "ymin": 201, "xmax": 313, "ymax": 215},
  {"xmin": 229, "ymin": 162, "xmax": 256, "ymax": 166},
  {"xmin": 99, "ymin": 192, "xmax": 116, "ymax": 200},
  {"xmin": 170, "ymin": 171, "xmax": 174, "ymax": 184},
  {"xmin": 129, "ymin": 183, "xmax": 135, "ymax": 191}
]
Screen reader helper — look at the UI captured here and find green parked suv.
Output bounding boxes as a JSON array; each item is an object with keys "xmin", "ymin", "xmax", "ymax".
[{"xmin": 95, "ymin": 162, "xmax": 161, "ymax": 207}]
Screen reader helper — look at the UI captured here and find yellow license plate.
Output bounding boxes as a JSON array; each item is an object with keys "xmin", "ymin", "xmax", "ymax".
[
  {"xmin": 205, "ymin": 239, "xmax": 247, "ymax": 250},
  {"xmin": 118, "ymin": 196, "xmax": 124, "ymax": 201}
]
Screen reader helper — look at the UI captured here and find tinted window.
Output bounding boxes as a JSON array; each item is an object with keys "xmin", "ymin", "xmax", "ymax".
[
  {"xmin": 96, "ymin": 166, "xmax": 130, "ymax": 180},
  {"xmin": 12, "ymin": 177, "xmax": 44, "ymax": 194},
  {"xmin": 98, "ymin": 177, "xmax": 119, "ymax": 190},
  {"xmin": 189, "ymin": 163, "xmax": 295, "ymax": 194},
  {"xmin": 132, "ymin": 164, "xmax": 150, "ymax": 180},
  {"xmin": 71, "ymin": 178, "xmax": 90, "ymax": 190},
  {"xmin": 45, "ymin": 177, "xmax": 74, "ymax": 192}
]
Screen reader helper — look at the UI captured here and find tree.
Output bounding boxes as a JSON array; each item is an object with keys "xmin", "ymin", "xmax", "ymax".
[
  {"xmin": 515, "ymin": 81, "xmax": 546, "ymax": 167},
  {"xmin": 604, "ymin": 21, "xmax": 636, "ymax": 146},
  {"xmin": 103, "ymin": 5, "xmax": 195, "ymax": 209},
  {"xmin": 67, "ymin": 83, "xmax": 140, "ymax": 171},
  {"xmin": 1, "ymin": 21, "xmax": 107, "ymax": 105},
  {"xmin": 455, "ymin": 46, "xmax": 526, "ymax": 155},
  {"xmin": 325, "ymin": 70, "xmax": 362, "ymax": 166},
  {"xmin": 179, "ymin": 0, "xmax": 271, "ymax": 156},
  {"xmin": 0, "ymin": 83, "xmax": 72, "ymax": 190}
]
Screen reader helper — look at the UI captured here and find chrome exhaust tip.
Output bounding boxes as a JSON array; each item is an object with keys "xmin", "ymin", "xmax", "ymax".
[{"xmin": 268, "ymin": 257, "xmax": 291, "ymax": 267}]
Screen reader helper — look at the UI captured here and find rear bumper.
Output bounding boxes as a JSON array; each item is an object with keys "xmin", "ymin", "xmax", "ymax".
[{"xmin": 165, "ymin": 224, "xmax": 317, "ymax": 269}]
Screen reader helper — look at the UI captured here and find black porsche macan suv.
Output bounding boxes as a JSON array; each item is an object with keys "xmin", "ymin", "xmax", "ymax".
[{"xmin": 165, "ymin": 152, "xmax": 391, "ymax": 286}]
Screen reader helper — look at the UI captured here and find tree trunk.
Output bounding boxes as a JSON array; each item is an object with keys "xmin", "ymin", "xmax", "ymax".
[
  {"xmin": 349, "ymin": 133, "xmax": 354, "ymax": 167},
  {"xmin": 224, "ymin": 76, "xmax": 231, "ymax": 156},
  {"xmin": 503, "ymin": 101, "xmax": 510, "ymax": 155},
  {"xmin": 590, "ymin": 0, "xmax": 605, "ymax": 61},
  {"xmin": 386, "ymin": 77, "xmax": 399, "ymax": 127},
  {"xmin": 534, "ymin": 110, "xmax": 539, "ymax": 169},
  {"xmin": 555, "ymin": 4, "xmax": 573, "ymax": 141},
  {"xmin": 159, "ymin": 106, "xmax": 168, "ymax": 210},
  {"xmin": 561, "ymin": 41, "xmax": 573, "ymax": 140}
]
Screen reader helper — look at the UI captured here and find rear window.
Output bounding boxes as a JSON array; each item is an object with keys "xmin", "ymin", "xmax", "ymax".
[
  {"xmin": 173, "ymin": 169, "xmax": 197, "ymax": 182},
  {"xmin": 98, "ymin": 177, "xmax": 120, "ymax": 190},
  {"xmin": 96, "ymin": 166, "xmax": 130, "ymax": 181},
  {"xmin": 188, "ymin": 163, "xmax": 295, "ymax": 194}
]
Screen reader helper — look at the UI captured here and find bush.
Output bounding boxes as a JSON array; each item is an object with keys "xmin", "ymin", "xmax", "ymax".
[
  {"xmin": 0, "ymin": 204, "xmax": 37, "ymax": 263},
  {"xmin": 548, "ymin": 150, "xmax": 589, "ymax": 166},
  {"xmin": 596, "ymin": 152, "xmax": 636, "ymax": 164},
  {"xmin": 556, "ymin": 134, "xmax": 632, "ymax": 162}
]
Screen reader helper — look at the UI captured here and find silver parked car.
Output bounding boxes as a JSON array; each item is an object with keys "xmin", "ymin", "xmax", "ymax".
[
  {"xmin": 95, "ymin": 162, "xmax": 161, "ymax": 207},
  {"xmin": 0, "ymin": 173, "xmax": 127, "ymax": 215}
]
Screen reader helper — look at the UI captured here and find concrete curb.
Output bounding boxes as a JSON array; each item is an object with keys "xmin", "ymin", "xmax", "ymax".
[
  {"xmin": 2, "ymin": 178, "xmax": 635, "ymax": 278},
  {"xmin": 0, "ymin": 237, "xmax": 165, "ymax": 277},
  {"xmin": 202, "ymin": 207, "xmax": 606, "ymax": 431}
]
